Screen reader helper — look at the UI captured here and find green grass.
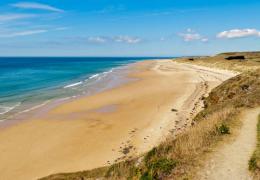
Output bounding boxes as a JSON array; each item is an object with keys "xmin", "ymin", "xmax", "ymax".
[
  {"xmin": 249, "ymin": 115, "xmax": 260, "ymax": 175},
  {"xmin": 141, "ymin": 158, "xmax": 177, "ymax": 179},
  {"xmin": 216, "ymin": 123, "xmax": 230, "ymax": 135}
]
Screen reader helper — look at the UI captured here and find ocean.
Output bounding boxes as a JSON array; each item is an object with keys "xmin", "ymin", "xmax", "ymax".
[{"xmin": 0, "ymin": 57, "xmax": 161, "ymax": 121}]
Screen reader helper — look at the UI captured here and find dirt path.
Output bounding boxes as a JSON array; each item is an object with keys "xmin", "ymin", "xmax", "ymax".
[{"xmin": 198, "ymin": 107, "xmax": 260, "ymax": 180}]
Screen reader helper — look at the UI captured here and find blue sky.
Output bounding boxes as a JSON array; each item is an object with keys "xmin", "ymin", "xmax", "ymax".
[{"xmin": 0, "ymin": 0, "xmax": 260, "ymax": 56}]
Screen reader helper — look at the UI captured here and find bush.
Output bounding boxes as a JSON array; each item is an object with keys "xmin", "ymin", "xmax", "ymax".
[
  {"xmin": 145, "ymin": 147, "xmax": 157, "ymax": 163},
  {"xmin": 248, "ymin": 156, "xmax": 257, "ymax": 171},
  {"xmin": 249, "ymin": 155, "xmax": 257, "ymax": 171},
  {"xmin": 216, "ymin": 124, "xmax": 230, "ymax": 135},
  {"xmin": 140, "ymin": 171, "xmax": 153, "ymax": 180},
  {"xmin": 142, "ymin": 158, "xmax": 177, "ymax": 179},
  {"xmin": 151, "ymin": 158, "xmax": 177, "ymax": 174}
]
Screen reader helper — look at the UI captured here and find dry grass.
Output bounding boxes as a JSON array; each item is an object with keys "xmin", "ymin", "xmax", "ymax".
[
  {"xmin": 162, "ymin": 107, "xmax": 237, "ymax": 179},
  {"xmin": 172, "ymin": 108, "xmax": 234, "ymax": 159},
  {"xmin": 40, "ymin": 106, "xmax": 238, "ymax": 180},
  {"xmin": 178, "ymin": 52, "xmax": 260, "ymax": 72}
]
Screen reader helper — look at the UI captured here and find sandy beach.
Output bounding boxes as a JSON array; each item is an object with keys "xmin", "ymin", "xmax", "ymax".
[{"xmin": 0, "ymin": 60, "xmax": 236, "ymax": 180}]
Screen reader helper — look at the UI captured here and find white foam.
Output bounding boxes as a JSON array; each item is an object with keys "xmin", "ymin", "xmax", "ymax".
[
  {"xmin": 56, "ymin": 97, "xmax": 72, "ymax": 102},
  {"xmin": 87, "ymin": 69, "xmax": 113, "ymax": 81},
  {"xmin": 64, "ymin": 81, "xmax": 83, "ymax": 88},
  {"xmin": 99, "ymin": 68, "xmax": 115, "ymax": 78},
  {"xmin": 0, "ymin": 119, "xmax": 7, "ymax": 122},
  {"xmin": 18, "ymin": 100, "xmax": 51, "ymax": 114},
  {"xmin": 0, "ymin": 102, "xmax": 21, "ymax": 115},
  {"xmin": 86, "ymin": 71, "xmax": 109, "ymax": 82},
  {"xmin": 88, "ymin": 74, "xmax": 99, "ymax": 79}
]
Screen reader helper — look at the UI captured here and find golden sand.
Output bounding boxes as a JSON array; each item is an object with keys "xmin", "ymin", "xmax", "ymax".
[{"xmin": 0, "ymin": 60, "xmax": 236, "ymax": 180}]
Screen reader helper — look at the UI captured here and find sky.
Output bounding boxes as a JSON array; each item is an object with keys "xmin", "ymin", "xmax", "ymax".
[{"xmin": 0, "ymin": 0, "xmax": 260, "ymax": 56}]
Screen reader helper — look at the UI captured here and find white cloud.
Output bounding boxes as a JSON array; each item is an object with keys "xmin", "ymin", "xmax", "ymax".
[
  {"xmin": 180, "ymin": 33, "xmax": 201, "ymax": 41},
  {"xmin": 186, "ymin": 28, "xmax": 193, "ymax": 33},
  {"xmin": 0, "ymin": 29, "xmax": 47, "ymax": 38},
  {"xmin": 87, "ymin": 36, "xmax": 107, "ymax": 43},
  {"xmin": 113, "ymin": 36, "xmax": 141, "ymax": 44},
  {"xmin": 11, "ymin": 2, "xmax": 64, "ymax": 12},
  {"xmin": 201, "ymin": 38, "xmax": 209, "ymax": 42},
  {"xmin": 179, "ymin": 29, "xmax": 208, "ymax": 42},
  {"xmin": 87, "ymin": 36, "xmax": 142, "ymax": 44},
  {"xmin": 160, "ymin": 37, "xmax": 165, "ymax": 41},
  {"xmin": 0, "ymin": 25, "xmax": 69, "ymax": 38},
  {"xmin": 0, "ymin": 13, "xmax": 35, "ymax": 22},
  {"xmin": 217, "ymin": 29, "xmax": 260, "ymax": 39}
]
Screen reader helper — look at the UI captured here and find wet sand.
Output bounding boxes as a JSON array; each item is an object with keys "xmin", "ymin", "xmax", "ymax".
[{"xmin": 0, "ymin": 60, "xmax": 236, "ymax": 180}]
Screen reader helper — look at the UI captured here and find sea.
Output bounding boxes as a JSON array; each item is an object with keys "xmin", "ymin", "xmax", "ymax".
[{"xmin": 0, "ymin": 57, "xmax": 166, "ymax": 121}]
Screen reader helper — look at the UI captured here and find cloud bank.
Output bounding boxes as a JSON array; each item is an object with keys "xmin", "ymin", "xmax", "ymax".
[{"xmin": 217, "ymin": 29, "xmax": 260, "ymax": 39}]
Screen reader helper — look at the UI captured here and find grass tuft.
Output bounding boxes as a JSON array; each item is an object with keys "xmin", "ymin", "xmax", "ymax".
[
  {"xmin": 216, "ymin": 124, "xmax": 230, "ymax": 135},
  {"xmin": 249, "ymin": 155, "xmax": 257, "ymax": 171}
]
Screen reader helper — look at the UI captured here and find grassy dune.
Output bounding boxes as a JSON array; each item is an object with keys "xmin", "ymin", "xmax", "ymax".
[
  {"xmin": 179, "ymin": 51, "xmax": 260, "ymax": 72},
  {"xmin": 40, "ymin": 52, "xmax": 260, "ymax": 180}
]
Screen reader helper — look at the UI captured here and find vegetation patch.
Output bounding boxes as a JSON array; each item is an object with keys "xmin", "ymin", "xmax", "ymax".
[
  {"xmin": 249, "ymin": 155, "xmax": 258, "ymax": 171},
  {"xmin": 249, "ymin": 114, "xmax": 260, "ymax": 179},
  {"xmin": 216, "ymin": 123, "xmax": 230, "ymax": 135},
  {"xmin": 141, "ymin": 158, "xmax": 177, "ymax": 179}
]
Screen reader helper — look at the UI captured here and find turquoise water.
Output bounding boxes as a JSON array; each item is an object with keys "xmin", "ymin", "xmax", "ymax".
[{"xmin": 0, "ymin": 57, "xmax": 160, "ymax": 120}]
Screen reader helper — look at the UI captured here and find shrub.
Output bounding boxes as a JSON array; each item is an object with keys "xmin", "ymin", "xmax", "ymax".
[
  {"xmin": 140, "ymin": 171, "xmax": 153, "ymax": 180},
  {"xmin": 249, "ymin": 155, "xmax": 257, "ymax": 171},
  {"xmin": 216, "ymin": 124, "xmax": 230, "ymax": 135},
  {"xmin": 145, "ymin": 147, "xmax": 157, "ymax": 163},
  {"xmin": 151, "ymin": 158, "xmax": 177, "ymax": 174},
  {"xmin": 143, "ymin": 158, "xmax": 177, "ymax": 179}
]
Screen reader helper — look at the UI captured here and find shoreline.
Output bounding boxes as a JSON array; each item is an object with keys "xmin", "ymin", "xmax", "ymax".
[
  {"xmin": 0, "ymin": 59, "xmax": 144, "ymax": 123},
  {"xmin": 0, "ymin": 59, "xmax": 236, "ymax": 180},
  {"xmin": 0, "ymin": 60, "xmax": 143, "ymax": 127}
]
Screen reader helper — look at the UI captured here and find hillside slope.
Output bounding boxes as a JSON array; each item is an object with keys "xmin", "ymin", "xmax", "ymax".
[{"xmin": 198, "ymin": 107, "xmax": 260, "ymax": 180}]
